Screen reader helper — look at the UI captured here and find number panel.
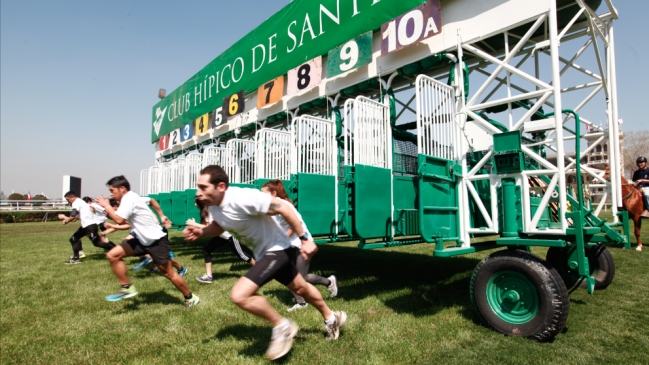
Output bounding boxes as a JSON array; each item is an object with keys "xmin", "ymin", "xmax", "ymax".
[
  {"xmin": 257, "ymin": 76, "xmax": 285, "ymax": 109},
  {"xmin": 287, "ymin": 56, "xmax": 322, "ymax": 96},
  {"xmin": 381, "ymin": 0, "xmax": 442, "ymax": 56},
  {"xmin": 327, "ymin": 31, "xmax": 373, "ymax": 78},
  {"xmin": 222, "ymin": 91, "xmax": 245, "ymax": 118},
  {"xmin": 195, "ymin": 113, "xmax": 209, "ymax": 135},
  {"xmin": 170, "ymin": 128, "xmax": 181, "ymax": 146},
  {"xmin": 158, "ymin": 134, "xmax": 170, "ymax": 150},
  {"xmin": 211, "ymin": 107, "xmax": 223, "ymax": 128},
  {"xmin": 180, "ymin": 123, "xmax": 194, "ymax": 142}
]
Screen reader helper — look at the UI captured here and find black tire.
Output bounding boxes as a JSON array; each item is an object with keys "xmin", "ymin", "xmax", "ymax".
[
  {"xmin": 470, "ymin": 250, "xmax": 570, "ymax": 342},
  {"xmin": 546, "ymin": 244, "xmax": 615, "ymax": 290}
]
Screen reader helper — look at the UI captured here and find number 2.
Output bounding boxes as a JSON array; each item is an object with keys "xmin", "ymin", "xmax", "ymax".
[{"xmin": 171, "ymin": 130, "xmax": 178, "ymax": 144}]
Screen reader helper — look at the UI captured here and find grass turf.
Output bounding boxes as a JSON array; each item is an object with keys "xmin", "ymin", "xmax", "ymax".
[{"xmin": 1, "ymin": 220, "xmax": 648, "ymax": 364}]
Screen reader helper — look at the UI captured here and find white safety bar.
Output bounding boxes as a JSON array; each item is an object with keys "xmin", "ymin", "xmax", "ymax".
[
  {"xmin": 140, "ymin": 169, "xmax": 149, "ymax": 196},
  {"xmin": 291, "ymin": 115, "xmax": 336, "ymax": 175},
  {"xmin": 353, "ymin": 96, "xmax": 391, "ymax": 169},
  {"xmin": 415, "ymin": 75, "xmax": 457, "ymax": 160},
  {"xmin": 184, "ymin": 153, "xmax": 202, "ymax": 190},
  {"xmin": 342, "ymin": 99, "xmax": 355, "ymax": 166},
  {"xmin": 202, "ymin": 146, "xmax": 230, "ymax": 168},
  {"xmin": 170, "ymin": 159, "xmax": 186, "ymax": 191},
  {"xmin": 226, "ymin": 139, "xmax": 256, "ymax": 184},
  {"xmin": 148, "ymin": 166, "xmax": 161, "ymax": 194},
  {"xmin": 256, "ymin": 129, "xmax": 292, "ymax": 179}
]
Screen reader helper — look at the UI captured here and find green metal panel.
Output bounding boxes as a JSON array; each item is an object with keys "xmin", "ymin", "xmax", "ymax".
[
  {"xmin": 296, "ymin": 173, "xmax": 336, "ymax": 236},
  {"xmin": 393, "ymin": 175, "xmax": 420, "ymax": 236},
  {"xmin": 185, "ymin": 189, "xmax": 200, "ymax": 223},
  {"xmin": 354, "ymin": 164, "xmax": 392, "ymax": 239},
  {"xmin": 529, "ymin": 196, "xmax": 551, "ymax": 229},
  {"xmin": 418, "ymin": 154, "xmax": 459, "ymax": 241},
  {"xmin": 157, "ymin": 193, "xmax": 172, "ymax": 219},
  {"xmin": 337, "ymin": 166, "xmax": 354, "ymax": 236},
  {"xmin": 147, "ymin": 194, "xmax": 161, "ymax": 221},
  {"xmin": 230, "ymin": 183, "xmax": 256, "ymax": 189},
  {"xmin": 170, "ymin": 190, "xmax": 187, "ymax": 227}
]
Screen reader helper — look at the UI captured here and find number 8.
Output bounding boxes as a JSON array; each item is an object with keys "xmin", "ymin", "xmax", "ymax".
[{"xmin": 339, "ymin": 40, "xmax": 359, "ymax": 72}]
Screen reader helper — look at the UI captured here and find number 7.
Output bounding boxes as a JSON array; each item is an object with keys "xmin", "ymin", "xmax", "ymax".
[{"xmin": 264, "ymin": 81, "xmax": 275, "ymax": 104}]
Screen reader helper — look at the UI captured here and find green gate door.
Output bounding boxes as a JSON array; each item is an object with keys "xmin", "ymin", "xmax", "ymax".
[{"xmin": 418, "ymin": 154, "xmax": 460, "ymax": 245}]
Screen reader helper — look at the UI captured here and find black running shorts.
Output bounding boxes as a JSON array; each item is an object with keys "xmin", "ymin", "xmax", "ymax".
[
  {"xmin": 121, "ymin": 236, "xmax": 171, "ymax": 265},
  {"xmin": 244, "ymin": 248, "xmax": 298, "ymax": 287}
]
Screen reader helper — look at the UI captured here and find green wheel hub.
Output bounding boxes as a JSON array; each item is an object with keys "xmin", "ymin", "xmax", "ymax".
[{"xmin": 486, "ymin": 270, "xmax": 539, "ymax": 324}]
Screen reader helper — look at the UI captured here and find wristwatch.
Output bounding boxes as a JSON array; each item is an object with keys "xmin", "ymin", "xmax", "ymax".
[{"xmin": 299, "ymin": 232, "xmax": 311, "ymax": 241}]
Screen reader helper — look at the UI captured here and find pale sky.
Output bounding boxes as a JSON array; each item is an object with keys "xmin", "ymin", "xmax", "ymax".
[{"xmin": 1, "ymin": 0, "xmax": 647, "ymax": 199}]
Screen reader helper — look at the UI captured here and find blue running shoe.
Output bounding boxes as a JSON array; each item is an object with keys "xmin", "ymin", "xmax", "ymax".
[
  {"xmin": 132, "ymin": 257, "xmax": 152, "ymax": 270},
  {"xmin": 177, "ymin": 267, "xmax": 188, "ymax": 277},
  {"xmin": 105, "ymin": 286, "xmax": 138, "ymax": 301}
]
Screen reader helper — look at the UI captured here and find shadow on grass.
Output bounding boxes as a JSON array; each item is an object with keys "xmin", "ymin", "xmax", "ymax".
[
  {"xmin": 112, "ymin": 290, "xmax": 182, "ymax": 312},
  {"xmin": 208, "ymin": 324, "xmax": 274, "ymax": 358},
  {"xmin": 249, "ymin": 243, "xmax": 482, "ymax": 321}
]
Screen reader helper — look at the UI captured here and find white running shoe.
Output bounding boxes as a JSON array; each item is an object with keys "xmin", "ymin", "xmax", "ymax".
[
  {"xmin": 287, "ymin": 303, "xmax": 308, "ymax": 312},
  {"xmin": 265, "ymin": 319, "xmax": 299, "ymax": 360},
  {"xmin": 636, "ymin": 245, "xmax": 643, "ymax": 252},
  {"xmin": 326, "ymin": 275, "xmax": 338, "ymax": 298},
  {"xmin": 325, "ymin": 311, "xmax": 347, "ymax": 340}
]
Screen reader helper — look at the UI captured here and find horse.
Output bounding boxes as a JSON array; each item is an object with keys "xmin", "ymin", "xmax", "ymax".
[{"xmin": 602, "ymin": 167, "xmax": 646, "ymax": 251}]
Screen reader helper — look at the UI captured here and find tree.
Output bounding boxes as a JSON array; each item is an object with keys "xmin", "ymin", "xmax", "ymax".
[
  {"xmin": 622, "ymin": 129, "xmax": 649, "ymax": 177},
  {"xmin": 31, "ymin": 194, "xmax": 48, "ymax": 207},
  {"xmin": 7, "ymin": 193, "xmax": 25, "ymax": 200}
]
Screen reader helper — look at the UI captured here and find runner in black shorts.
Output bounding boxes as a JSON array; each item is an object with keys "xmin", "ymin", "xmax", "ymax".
[
  {"xmin": 95, "ymin": 175, "xmax": 198, "ymax": 307},
  {"xmin": 61, "ymin": 191, "xmax": 116, "ymax": 264},
  {"xmin": 184, "ymin": 165, "xmax": 346, "ymax": 360}
]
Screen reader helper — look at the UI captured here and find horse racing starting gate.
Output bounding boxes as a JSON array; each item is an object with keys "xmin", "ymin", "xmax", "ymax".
[{"xmin": 140, "ymin": 0, "xmax": 629, "ymax": 342}]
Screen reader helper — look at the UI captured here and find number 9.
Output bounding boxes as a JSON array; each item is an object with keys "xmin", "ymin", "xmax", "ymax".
[
  {"xmin": 339, "ymin": 40, "xmax": 359, "ymax": 72},
  {"xmin": 229, "ymin": 94, "xmax": 239, "ymax": 115}
]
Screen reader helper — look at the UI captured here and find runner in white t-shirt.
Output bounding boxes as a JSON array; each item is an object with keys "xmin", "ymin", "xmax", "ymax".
[
  {"xmin": 95, "ymin": 175, "xmax": 199, "ymax": 307},
  {"xmin": 60, "ymin": 191, "xmax": 116, "ymax": 264},
  {"xmin": 183, "ymin": 165, "xmax": 346, "ymax": 360}
]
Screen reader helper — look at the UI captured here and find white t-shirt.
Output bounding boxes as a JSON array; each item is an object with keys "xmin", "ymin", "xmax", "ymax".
[
  {"xmin": 207, "ymin": 187, "xmax": 292, "ymax": 258},
  {"xmin": 206, "ymin": 211, "xmax": 233, "ymax": 240},
  {"xmin": 71, "ymin": 198, "xmax": 95, "ymax": 228},
  {"xmin": 89, "ymin": 203, "xmax": 107, "ymax": 224},
  {"xmin": 115, "ymin": 191, "xmax": 165, "ymax": 246},
  {"xmin": 271, "ymin": 199, "xmax": 310, "ymax": 249}
]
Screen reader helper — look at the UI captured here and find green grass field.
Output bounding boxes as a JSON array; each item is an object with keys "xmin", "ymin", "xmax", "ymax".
[{"xmin": 2, "ymin": 220, "xmax": 648, "ymax": 364}]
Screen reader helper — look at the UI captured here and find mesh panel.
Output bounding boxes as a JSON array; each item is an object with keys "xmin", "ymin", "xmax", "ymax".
[{"xmin": 393, "ymin": 139, "xmax": 418, "ymax": 174}]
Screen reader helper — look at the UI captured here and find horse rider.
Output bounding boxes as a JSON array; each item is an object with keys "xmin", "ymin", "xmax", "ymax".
[{"xmin": 632, "ymin": 156, "xmax": 649, "ymax": 218}]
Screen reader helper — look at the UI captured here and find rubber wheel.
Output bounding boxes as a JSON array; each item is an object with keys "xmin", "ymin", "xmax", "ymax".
[
  {"xmin": 546, "ymin": 244, "xmax": 615, "ymax": 290},
  {"xmin": 470, "ymin": 250, "xmax": 569, "ymax": 342}
]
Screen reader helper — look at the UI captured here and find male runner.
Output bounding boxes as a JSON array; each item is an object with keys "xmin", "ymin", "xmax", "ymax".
[
  {"xmin": 95, "ymin": 175, "xmax": 198, "ymax": 307},
  {"xmin": 183, "ymin": 165, "xmax": 346, "ymax": 360},
  {"xmin": 60, "ymin": 191, "xmax": 116, "ymax": 264}
]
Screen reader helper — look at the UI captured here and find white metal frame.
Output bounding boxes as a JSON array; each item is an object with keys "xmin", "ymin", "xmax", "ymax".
[
  {"xmin": 226, "ymin": 139, "xmax": 257, "ymax": 184},
  {"xmin": 353, "ymin": 96, "xmax": 392, "ymax": 169},
  {"xmin": 184, "ymin": 153, "xmax": 203, "ymax": 190},
  {"xmin": 256, "ymin": 128, "xmax": 292, "ymax": 179},
  {"xmin": 291, "ymin": 115, "xmax": 336, "ymax": 175}
]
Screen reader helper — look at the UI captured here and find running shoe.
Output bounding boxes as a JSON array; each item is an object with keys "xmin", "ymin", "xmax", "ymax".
[
  {"xmin": 64, "ymin": 258, "xmax": 81, "ymax": 265},
  {"xmin": 287, "ymin": 303, "xmax": 308, "ymax": 312},
  {"xmin": 150, "ymin": 266, "xmax": 159, "ymax": 272},
  {"xmin": 196, "ymin": 274, "xmax": 213, "ymax": 284},
  {"xmin": 325, "ymin": 311, "xmax": 347, "ymax": 340},
  {"xmin": 105, "ymin": 286, "xmax": 138, "ymax": 301},
  {"xmin": 184, "ymin": 294, "xmax": 200, "ymax": 307},
  {"xmin": 79, "ymin": 252, "xmax": 86, "ymax": 259},
  {"xmin": 132, "ymin": 257, "xmax": 152, "ymax": 270},
  {"xmin": 327, "ymin": 275, "xmax": 338, "ymax": 298},
  {"xmin": 177, "ymin": 267, "xmax": 188, "ymax": 277},
  {"xmin": 265, "ymin": 319, "xmax": 299, "ymax": 360}
]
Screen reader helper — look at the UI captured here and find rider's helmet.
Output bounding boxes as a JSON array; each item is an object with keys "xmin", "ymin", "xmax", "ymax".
[{"xmin": 637, "ymin": 156, "xmax": 647, "ymax": 164}]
